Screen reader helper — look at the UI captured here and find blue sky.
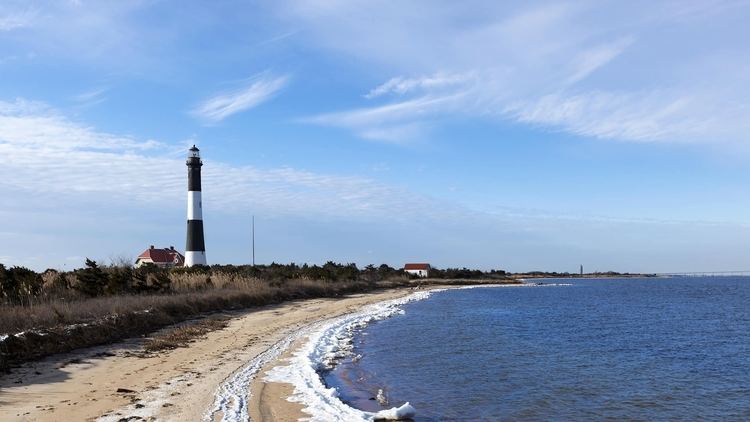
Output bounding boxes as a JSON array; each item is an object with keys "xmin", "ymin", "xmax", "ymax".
[{"xmin": 2, "ymin": 0, "xmax": 750, "ymax": 273}]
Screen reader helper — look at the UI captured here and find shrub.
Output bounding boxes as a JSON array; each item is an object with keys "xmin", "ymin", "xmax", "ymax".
[
  {"xmin": 132, "ymin": 264, "xmax": 172, "ymax": 293},
  {"xmin": 74, "ymin": 259, "xmax": 109, "ymax": 297},
  {"xmin": 106, "ymin": 266, "xmax": 134, "ymax": 294},
  {"xmin": 0, "ymin": 264, "xmax": 44, "ymax": 306}
]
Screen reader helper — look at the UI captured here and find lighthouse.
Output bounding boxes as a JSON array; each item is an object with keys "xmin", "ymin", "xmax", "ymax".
[{"xmin": 185, "ymin": 145, "xmax": 207, "ymax": 266}]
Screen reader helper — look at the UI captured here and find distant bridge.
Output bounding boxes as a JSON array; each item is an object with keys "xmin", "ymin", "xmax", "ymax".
[{"xmin": 655, "ymin": 271, "xmax": 750, "ymax": 277}]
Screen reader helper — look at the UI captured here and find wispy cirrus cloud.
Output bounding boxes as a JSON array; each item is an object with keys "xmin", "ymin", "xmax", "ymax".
[
  {"xmin": 564, "ymin": 36, "xmax": 635, "ymax": 86},
  {"xmin": 0, "ymin": 97, "xmax": 456, "ymax": 220},
  {"xmin": 504, "ymin": 91, "xmax": 691, "ymax": 142},
  {"xmin": 364, "ymin": 72, "xmax": 474, "ymax": 99},
  {"xmin": 191, "ymin": 73, "xmax": 289, "ymax": 123},
  {"xmin": 0, "ymin": 97, "xmax": 151, "ymax": 154},
  {"xmin": 0, "ymin": 1, "xmax": 157, "ymax": 66},
  {"xmin": 72, "ymin": 86, "xmax": 109, "ymax": 108},
  {"xmin": 0, "ymin": 7, "xmax": 35, "ymax": 31},
  {"xmin": 0, "ymin": 98, "xmax": 161, "ymax": 151},
  {"xmin": 304, "ymin": 94, "xmax": 464, "ymax": 143},
  {"xmin": 2, "ymin": 98, "xmax": 749, "ymax": 272},
  {"xmin": 281, "ymin": 1, "xmax": 750, "ymax": 146}
]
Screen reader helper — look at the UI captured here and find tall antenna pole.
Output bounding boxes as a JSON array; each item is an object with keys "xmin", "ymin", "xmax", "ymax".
[{"xmin": 252, "ymin": 215, "xmax": 255, "ymax": 267}]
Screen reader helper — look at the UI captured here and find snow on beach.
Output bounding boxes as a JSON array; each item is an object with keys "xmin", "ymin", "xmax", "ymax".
[
  {"xmin": 203, "ymin": 328, "xmax": 309, "ymax": 421},
  {"xmin": 0, "ymin": 309, "xmax": 157, "ymax": 346},
  {"xmin": 206, "ymin": 282, "xmax": 568, "ymax": 421},
  {"xmin": 262, "ymin": 289, "xmax": 432, "ymax": 421},
  {"xmin": 201, "ymin": 289, "xmax": 434, "ymax": 422}
]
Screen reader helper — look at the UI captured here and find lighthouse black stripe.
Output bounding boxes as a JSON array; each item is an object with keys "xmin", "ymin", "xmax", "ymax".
[
  {"xmin": 188, "ymin": 165, "xmax": 202, "ymax": 191},
  {"xmin": 186, "ymin": 220, "xmax": 205, "ymax": 251},
  {"xmin": 186, "ymin": 147, "xmax": 206, "ymax": 266}
]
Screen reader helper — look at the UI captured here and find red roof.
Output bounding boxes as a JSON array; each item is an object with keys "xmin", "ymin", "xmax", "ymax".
[
  {"xmin": 137, "ymin": 246, "xmax": 185, "ymax": 265},
  {"xmin": 404, "ymin": 263, "xmax": 430, "ymax": 270}
]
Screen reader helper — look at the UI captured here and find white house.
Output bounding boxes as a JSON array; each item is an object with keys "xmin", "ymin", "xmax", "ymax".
[
  {"xmin": 404, "ymin": 263, "xmax": 431, "ymax": 278},
  {"xmin": 135, "ymin": 246, "xmax": 185, "ymax": 268}
]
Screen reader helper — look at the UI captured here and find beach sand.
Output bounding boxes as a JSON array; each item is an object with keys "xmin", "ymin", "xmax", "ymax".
[
  {"xmin": 0, "ymin": 288, "xmax": 415, "ymax": 422},
  {"xmin": 248, "ymin": 339, "xmax": 308, "ymax": 422}
]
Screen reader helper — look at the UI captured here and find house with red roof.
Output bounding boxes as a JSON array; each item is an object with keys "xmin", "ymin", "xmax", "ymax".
[
  {"xmin": 135, "ymin": 245, "xmax": 185, "ymax": 268},
  {"xmin": 404, "ymin": 263, "xmax": 431, "ymax": 278}
]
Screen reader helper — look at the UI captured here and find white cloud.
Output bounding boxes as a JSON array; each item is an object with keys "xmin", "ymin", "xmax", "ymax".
[
  {"xmin": 72, "ymin": 86, "xmax": 109, "ymax": 106},
  {"xmin": 365, "ymin": 72, "xmax": 473, "ymax": 99},
  {"xmin": 308, "ymin": 95, "xmax": 460, "ymax": 127},
  {"xmin": 0, "ymin": 98, "xmax": 458, "ymax": 220},
  {"xmin": 0, "ymin": 99, "xmax": 161, "ymax": 151},
  {"xmin": 280, "ymin": 1, "xmax": 750, "ymax": 146},
  {"xmin": 191, "ymin": 74, "xmax": 289, "ymax": 123},
  {"xmin": 305, "ymin": 94, "xmax": 463, "ymax": 142},
  {"xmin": 358, "ymin": 123, "xmax": 428, "ymax": 143},
  {"xmin": 565, "ymin": 36, "xmax": 635, "ymax": 85},
  {"xmin": 0, "ymin": 1, "xmax": 229, "ymax": 75},
  {"xmin": 0, "ymin": 2, "xmax": 151, "ymax": 60},
  {"xmin": 505, "ymin": 89, "xmax": 750, "ymax": 143},
  {"xmin": 2, "ymin": 98, "xmax": 748, "ymax": 272}
]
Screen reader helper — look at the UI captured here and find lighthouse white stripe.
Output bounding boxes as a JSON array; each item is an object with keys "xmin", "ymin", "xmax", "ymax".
[
  {"xmin": 185, "ymin": 251, "xmax": 207, "ymax": 267},
  {"xmin": 187, "ymin": 191, "xmax": 202, "ymax": 220}
]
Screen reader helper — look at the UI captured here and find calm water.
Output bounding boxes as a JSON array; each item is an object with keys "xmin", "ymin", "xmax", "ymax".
[{"xmin": 323, "ymin": 278, "xmax": 750, "ymax": 421}]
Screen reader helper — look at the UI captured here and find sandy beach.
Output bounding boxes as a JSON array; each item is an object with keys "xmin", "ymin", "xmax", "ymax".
[{"xmin": 0, "ymin": 288, "xmax": 417, "ymax": 422}]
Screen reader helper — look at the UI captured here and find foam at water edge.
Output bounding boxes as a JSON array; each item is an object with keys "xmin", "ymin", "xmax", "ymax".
[
  {"xmin": 264, "ymin": 290, "xmax": 435, "ymax": 421},
  {"xmin": 203, "ymin": 329, "xmax": 308, "ymax": 421},
  {"xmin": 206, "ymin": 283, "xmax": 563, "ymax": 421}
]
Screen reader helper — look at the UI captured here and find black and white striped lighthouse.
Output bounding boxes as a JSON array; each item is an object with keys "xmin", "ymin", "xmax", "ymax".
[{"xmin": 185, "ymin": 145, "xmax": 207, "ymax": 267}]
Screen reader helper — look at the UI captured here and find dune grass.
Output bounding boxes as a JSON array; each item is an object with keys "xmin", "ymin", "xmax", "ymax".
[
  {"xmin": 0, "ymin": 270, "xmax": 518, "ymax": 372},
  {"xmin": 0, "ymin": 276, "xmax": 382, "ymax": 371},
  {"xmin": 143, "ymin": 318, "xmax": 230, "ymax": 352}
]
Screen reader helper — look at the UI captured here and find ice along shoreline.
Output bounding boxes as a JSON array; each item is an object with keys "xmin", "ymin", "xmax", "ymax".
[{"xmin": 219, "ymin": 283, "xmax": 564, "ymax": 421}]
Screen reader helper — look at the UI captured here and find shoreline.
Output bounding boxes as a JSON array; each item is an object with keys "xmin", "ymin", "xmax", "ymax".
[
  {"xmin": 248, "ymin": 283, "xmax": 538, "ymax": 421},
  {"xmin": 246, "ymin": 288, "xmax": 438, "ymax": 422},
  {"xmin": 0, "ymin": 288, "xmax": 420, "ymax": 421}
]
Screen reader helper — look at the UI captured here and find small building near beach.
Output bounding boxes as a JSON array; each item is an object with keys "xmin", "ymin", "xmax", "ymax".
[
  {"xmin": 404, "ymin": 263, "xmax": 431, "ymax": 278},
  {"xmin": 135, "ymin": 245, "xmax": 185, "ymax": 268}
]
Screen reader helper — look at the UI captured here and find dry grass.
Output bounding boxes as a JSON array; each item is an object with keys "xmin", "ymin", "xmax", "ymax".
[
  {"xmin": 169, "ymin": 271, "xmax": 253, "ymax": 290},
  {"xmin": 143, "ymin": 318, "xmax": 229, "ymax": 352},
  {"xmin": 0, "ymin": 274, "xmax": 319, "ymax": 335},
  {"xmin": 0, "ymin": 277, "xmax": 379, "ymax": 371},
  {"xmin": 0, "ymin": 274, "xmax": 520, "ymax": 371}
]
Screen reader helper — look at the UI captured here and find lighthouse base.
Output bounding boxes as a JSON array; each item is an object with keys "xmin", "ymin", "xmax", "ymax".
[{"xmin": 185, "ymin": 251, "xmax": 207, "ymax": 267}]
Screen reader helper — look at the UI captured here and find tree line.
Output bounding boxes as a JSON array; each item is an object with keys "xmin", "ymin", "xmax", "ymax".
[{"xmin": 0, "ymin": 260, "xmax": 508, "ymax": 306}]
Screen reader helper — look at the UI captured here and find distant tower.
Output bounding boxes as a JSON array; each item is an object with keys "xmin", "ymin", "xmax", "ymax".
[
  {"xmin": 580, "ymin": 264, "xmax": 584, "ymax": 276},
  {"xmin": 185, "ymin": 145, "xmax": 207, "ymax": 266}
]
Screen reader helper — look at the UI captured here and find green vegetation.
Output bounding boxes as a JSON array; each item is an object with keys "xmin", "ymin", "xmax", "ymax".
[
  {"xmin": 1, "ymin": 260, "xmax": 510, "ymax": 307},
  {"xmin": 0, "ymin": 259, "xmax": 513, "ymax": 371},
  {"xmin": 0, "ymin": 264, "xmax": 44, "ymax": 306}
]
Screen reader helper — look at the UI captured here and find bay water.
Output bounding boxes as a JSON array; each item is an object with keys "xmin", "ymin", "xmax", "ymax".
[{"xmin": 323, "ymin": 278, "xmax": 750, "ymax": 420}]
